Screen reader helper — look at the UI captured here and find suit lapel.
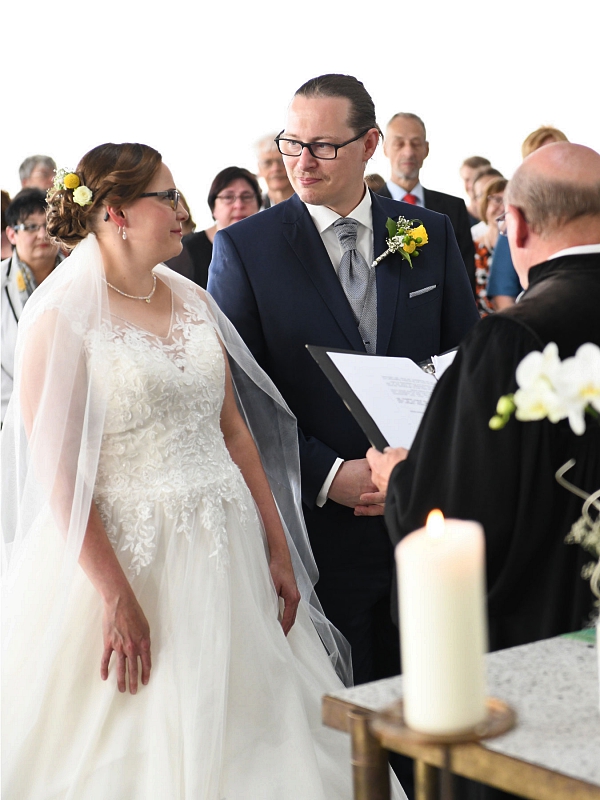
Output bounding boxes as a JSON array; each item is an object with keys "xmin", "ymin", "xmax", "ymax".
[
  {"xmin": 372, "ymin": 192, "xmax": 403, "ymax": 355},
  {"xmin": 282, "ymin": 196, "xmax": 365, "ymax": 351}
]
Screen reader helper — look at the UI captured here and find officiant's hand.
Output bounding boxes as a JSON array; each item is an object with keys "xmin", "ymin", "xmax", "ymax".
[
  {"xmin": 364, "ymin": 446, "xmax": 409, "ymax": 497},
  {"xmin": 328, "ymin": 458, "xmax": 384, "ymax": 515},
  {"xmin": 269, "ymin": 554, "xmax": 301, "ymax": 636}
]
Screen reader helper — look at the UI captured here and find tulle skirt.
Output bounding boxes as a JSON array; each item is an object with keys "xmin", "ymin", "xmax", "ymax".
[{"xmin": 2, "ymin": 486, "xmax": 356, "ymax": 799}]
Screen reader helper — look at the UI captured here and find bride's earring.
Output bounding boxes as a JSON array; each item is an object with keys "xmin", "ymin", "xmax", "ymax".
[{"xmin": 122, "ymin": 227, "xmax": 127, "ymax": 241}]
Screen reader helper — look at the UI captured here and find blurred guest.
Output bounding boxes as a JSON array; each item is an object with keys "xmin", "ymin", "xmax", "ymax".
[
  {"xmin": 459, "ymin": 156, "xmax": 491, "ymax": 224},
  {"xmin": 164, "ymin": 191, "xmax": 197, "ymax": 278},
  {"xmin": 178, "ymin": 167, "xmax": 261, "ymax": 288},
  {"xmin": 379, "ymin": 113, "xmax": 476, "ymax": 291},
  {"xmin": 473, "ymin": 178, "xmax": 507, "ymax": 316},
  {"xmin": 364, "ymin": 173, "xmax": 386, "ymax": 193},
  {"xmin": 256, "ymin": 134, "xmax": 294, "ymax": 208},
  {"xmin": 470, "ymin": 166, "xmax": 504, "ymax": 241},
  {"xmin": 19, "ymin": 155, "xmax": 56, "ymax": 190},
  {"xmin": 1, "ymin": 191, "xmax": 11, "ymax": 259},
  {"xmin": 179, "ymin": 191, "xmax": 196, "ymax": 236},
  {"xmin": 521, "ymin": 125, "xmax": 568, "ymax": 159},
  {"xmin": 1, "ymin": 189, "xmax": 62, "ymax": 421},
  {"xmin": 488, "ymin": 126, "xmax": 570, "ymax": 311}
]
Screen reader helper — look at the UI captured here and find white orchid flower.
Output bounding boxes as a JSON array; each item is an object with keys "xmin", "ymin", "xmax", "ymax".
[
  {"xmin": 515, "ymin": 342, "xmax": 562, "ymax": 389},
  {"xmin": 550, "ymin": 342, "xmax": 600, "ymax": 435},
  {"xmin": 513, "ymin": 342, "xmax": 568, "ymax": 423}
]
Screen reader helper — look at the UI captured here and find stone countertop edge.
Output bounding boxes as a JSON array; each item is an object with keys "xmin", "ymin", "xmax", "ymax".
[{"xmin": 325, "ymin": 634, "xmax": 599, "ymax": 786}]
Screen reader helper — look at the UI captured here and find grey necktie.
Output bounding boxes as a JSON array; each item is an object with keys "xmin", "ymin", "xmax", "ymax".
[{"xmin": 333, "ymin": 217, "xmax": 377, "ymax": 354}]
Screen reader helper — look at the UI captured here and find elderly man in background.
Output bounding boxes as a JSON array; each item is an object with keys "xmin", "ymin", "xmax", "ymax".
[
  {"xmin": 255, "ymin": 133, "xmax": 294, "ymax": 208},
  {"xmin": 378, "ymin": 113, "xmax": 476, "ymax": 292},
  {"xmin": 366, "ymin": 142, "xmax": 600, "ymax": 656},
  {"xmin": 1, "ymin": 188, "xmax": 62, "ymax": 421},
  {"xmin": 18, "ymin": 155, "xmax": 56, "ymax": 191}
]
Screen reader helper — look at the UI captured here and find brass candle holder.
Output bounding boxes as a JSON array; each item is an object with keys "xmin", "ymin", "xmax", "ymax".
[{"xmin": 369, "ymin": 697, "xmax": 516, "ymax": 800}]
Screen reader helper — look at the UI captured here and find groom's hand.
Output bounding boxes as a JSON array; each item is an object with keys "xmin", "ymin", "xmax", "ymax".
[{"xmin": 328, "ymin": 458, "xmax": 384, "ymax": 515}]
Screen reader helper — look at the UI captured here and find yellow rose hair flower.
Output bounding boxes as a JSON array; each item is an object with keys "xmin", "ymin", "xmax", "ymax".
[{"xmin": 63, "ymin": 173, "xmax": 80, "ymax": 190}]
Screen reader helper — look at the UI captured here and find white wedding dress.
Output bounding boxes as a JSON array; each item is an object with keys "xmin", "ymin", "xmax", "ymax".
[{"xmin": 3, "ymin": 298, "xmax": 373, "ymax": 800}]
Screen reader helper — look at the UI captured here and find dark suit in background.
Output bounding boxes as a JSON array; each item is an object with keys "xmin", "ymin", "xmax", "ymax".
[
  {"xmin": 208, "ymin": 190, "xmax": 479, "ymax": 684},
  {"xmin": 377, "ymin": 183, "xmax": 476, "ymax": 292}
]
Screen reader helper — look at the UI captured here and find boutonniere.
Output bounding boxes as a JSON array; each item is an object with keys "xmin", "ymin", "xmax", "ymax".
[{"xmin": 371, "ymin": 216, "xmax": 429, "ymax": 268}]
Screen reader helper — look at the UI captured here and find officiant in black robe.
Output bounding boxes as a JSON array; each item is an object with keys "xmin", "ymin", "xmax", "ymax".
[{"xmin": 364, "ymin": 142, "xmax": 600, "ymax": 653}]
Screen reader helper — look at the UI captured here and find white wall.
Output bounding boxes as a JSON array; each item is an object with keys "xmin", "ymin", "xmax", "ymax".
[{"xmin": 3, "ymin": 0, "xmax": 598, "ymax": 230}]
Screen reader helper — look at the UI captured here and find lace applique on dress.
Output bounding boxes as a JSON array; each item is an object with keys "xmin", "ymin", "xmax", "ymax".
[{"xmin": 88, "ymin": 303, "xmax": 251, "ymax": 575}]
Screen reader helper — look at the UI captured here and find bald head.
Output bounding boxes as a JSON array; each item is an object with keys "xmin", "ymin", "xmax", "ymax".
[{"xmin": 506, "ymin": 142, "xmax": 600, "ymax": 236}]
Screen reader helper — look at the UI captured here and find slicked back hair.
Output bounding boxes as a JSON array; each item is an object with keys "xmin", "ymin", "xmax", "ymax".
[{"xmin": 294, "ymin": 74, "xmax": 382, "ymax": 137}]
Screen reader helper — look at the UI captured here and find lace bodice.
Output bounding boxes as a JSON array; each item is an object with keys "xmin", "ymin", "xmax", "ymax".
[{"xmin": 87, "ymin": 302, "xmax": 250, "ymax": 575}]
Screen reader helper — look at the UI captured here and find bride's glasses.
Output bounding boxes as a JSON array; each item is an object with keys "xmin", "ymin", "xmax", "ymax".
[{"xmin": 139, "ymin": 189, "xmax": 180, "ymax": 210}]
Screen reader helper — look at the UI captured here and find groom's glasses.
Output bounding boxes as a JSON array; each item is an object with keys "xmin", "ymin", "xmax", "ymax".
[
  {"xmin": 274, "ymin": 129, "xmax": 371, "ymax": 160},
  {"xmin": 139, "ymin": 189, "xmax": 180, "ymax": 210}
]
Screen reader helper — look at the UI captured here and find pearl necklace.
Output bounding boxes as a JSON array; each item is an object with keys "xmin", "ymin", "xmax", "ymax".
[{"xmin": 104, "ymin": 273, "xmax": 157, "ymax": 303}]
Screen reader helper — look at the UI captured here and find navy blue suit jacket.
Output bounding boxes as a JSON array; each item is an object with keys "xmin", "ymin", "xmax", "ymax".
[{"xmin": 208, "ymin": 191, "xmax": 479, "ymax": 569}]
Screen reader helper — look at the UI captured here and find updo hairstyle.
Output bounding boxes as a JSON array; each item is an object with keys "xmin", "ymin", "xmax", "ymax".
[{"xmin": 46, "ymin": 143, "xmax": 162, "ymax": 250}]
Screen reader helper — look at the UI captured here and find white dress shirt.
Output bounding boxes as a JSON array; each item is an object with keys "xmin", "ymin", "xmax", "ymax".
[
  {"xmin": 385, "ymin": 180, "xmax": 425, "ymax": 206},
  {"xmin": 548, "ymin": 243, "xmax": 600, "ymax": 259},
  {"xmin": 305, "ymin": 188, "xmax": 374, "ymax": 272},
  {"xmin": 304, "ymin": 188, "xmax": 375, "ymax": 506}
]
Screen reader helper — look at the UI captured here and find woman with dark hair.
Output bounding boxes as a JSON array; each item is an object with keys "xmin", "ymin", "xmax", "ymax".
[
  {"xmin": 2, "ymin": 142, "xmax": 405, "ymax": 799},
  {"xmin": 180, "ymin": 166, "xmax": 261, "ymax": 288}
]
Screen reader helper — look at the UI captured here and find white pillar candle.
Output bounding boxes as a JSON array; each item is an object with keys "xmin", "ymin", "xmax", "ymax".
[{"xmin": 396, "ymin": 510, "xmax": 488, "ymax": 735}]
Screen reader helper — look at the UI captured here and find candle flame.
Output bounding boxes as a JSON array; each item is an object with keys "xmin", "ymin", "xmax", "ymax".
[{"xmin": 426, "ymin": 509, "xmax": 445, "ymax": 538}]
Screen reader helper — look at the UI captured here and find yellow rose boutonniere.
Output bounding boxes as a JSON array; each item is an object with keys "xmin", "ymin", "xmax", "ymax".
[
  {"xmin": 410, "ymin": 224, "xmax": 428, "ymax": 246},
  {"xmin": 372, "ymin": 216, "xmax": 429, "ymax": 268}
]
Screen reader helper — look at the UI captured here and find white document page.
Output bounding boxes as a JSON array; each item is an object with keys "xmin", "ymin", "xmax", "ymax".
[
  {"xmin": 328, "ymin": 353, "xmax": 437, "ymax": 448},
  {"xmin": 432, "ymin": 349, "xmax": 457, "ymax": 379}
]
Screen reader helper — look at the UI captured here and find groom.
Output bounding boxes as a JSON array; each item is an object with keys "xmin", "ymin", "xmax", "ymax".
[{"xmin": 208, "ymin": 74, "xmax": 479, "ymax": 685}]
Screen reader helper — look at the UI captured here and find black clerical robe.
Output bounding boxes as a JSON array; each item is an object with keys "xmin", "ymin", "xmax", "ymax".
[{"xmin": 385, "ymin": 253, "xmax": 600, "ymax": 652}]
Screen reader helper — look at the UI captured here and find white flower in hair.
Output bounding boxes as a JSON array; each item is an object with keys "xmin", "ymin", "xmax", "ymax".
[{"xmin": 73, "ymin": 186, "xmax": 93, "ymax": 207}]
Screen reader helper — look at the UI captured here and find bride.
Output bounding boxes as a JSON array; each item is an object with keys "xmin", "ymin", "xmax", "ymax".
[{"xmin": 1, "ymin": 143, "xmax": 406, "ymax": 800}]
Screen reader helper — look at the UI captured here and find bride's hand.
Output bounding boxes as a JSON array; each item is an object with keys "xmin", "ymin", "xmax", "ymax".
[
  {"xmin": 101, "ymin": 592, "xmax": 152, "ymax": 694},
  {"xmin": 269, "ymin": 554, "xmax": 301, "ymax": 636}
]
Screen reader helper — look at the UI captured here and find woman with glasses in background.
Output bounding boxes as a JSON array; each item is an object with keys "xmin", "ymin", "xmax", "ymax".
[
  {"xmin": 473, "ymin": 177, "xmax": 508, "ymax": 316},
  {"xmin": 180, "ymin": 166, "xmax": 261, "ymax": 288}
]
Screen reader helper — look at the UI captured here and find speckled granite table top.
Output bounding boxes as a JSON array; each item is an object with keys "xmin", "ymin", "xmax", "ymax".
[{"xmin": 325, "ymin": 633, "xmax": 600, "ymax": 787}]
